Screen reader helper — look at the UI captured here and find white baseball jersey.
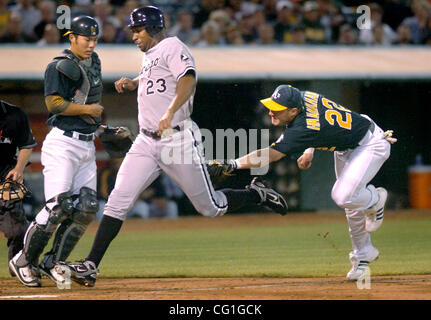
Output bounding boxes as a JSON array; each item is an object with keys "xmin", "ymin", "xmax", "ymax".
[
  {"xmin": 137, "ymin": 36, "xmax": 196, "ymax": 131},
  {"xmin": 102, "ymin": 36, "xmax": 228, "ymax": 221}
]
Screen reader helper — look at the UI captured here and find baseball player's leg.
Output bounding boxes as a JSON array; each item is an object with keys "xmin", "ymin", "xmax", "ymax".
[
  {"xmin": 40, "ymin": 188, "xmax": 99, "ymax": 282},
  {"xmin": 333, "ymin": 139, "xmax": 390, "ymax": 280},
  {"xmin": 10, "ymin": 138, "xmax": 78, "ymax": 286},
  {"xmin": 9, "ymin": 190, "xmax": 75, "ymax": 287},
  {"xmin": 41, "ymin": 155, "xmax": 98, "ymax": 273},
  {"xmin": 63, "ymin": 141, "xmax": 162, "ymax": 287},
  {"xmin": 103, "ymin": 136, "xmax": 161, "ymax": 221},
  {"xmin": 332, "ymin": 151, "xmax": 374, "ymax": 280},
  {"xmin": 331, "ymin": 139, "xmax": 390, "ymax": 211},
  {"xmin": 73, "ymin": 138, "xmax": 161, "ymax": 276},
  {"xmin": 158, "ymin": 126, "xmax": 228, "ymax": 217},
  {"xmin": 160, "ymin": 160, "xmax": 228, "ymax": 216}
]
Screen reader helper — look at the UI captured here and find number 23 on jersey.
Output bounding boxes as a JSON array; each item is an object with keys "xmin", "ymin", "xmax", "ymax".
[{"xmin": 146, "ymin": 79, "xmax": 166, "ymax": 95}]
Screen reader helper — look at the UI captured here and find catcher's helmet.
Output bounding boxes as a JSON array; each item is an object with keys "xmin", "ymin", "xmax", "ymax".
[
  {"xmin": 128, "ymin": 6, "xmax": 165, "ymax": 36},
  {"xmin": 64, "ymin": 16, "xmax": 99, "ymax": 37}
]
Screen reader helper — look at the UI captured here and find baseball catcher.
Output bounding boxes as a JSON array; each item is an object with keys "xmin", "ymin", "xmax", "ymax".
[
  {"xmin": 97, "ymin": 125, "xmax": 134, "ymax": 158},
  {"xmin": 9, "ymin": 16, "xmax": 104, "ymax": 288}
]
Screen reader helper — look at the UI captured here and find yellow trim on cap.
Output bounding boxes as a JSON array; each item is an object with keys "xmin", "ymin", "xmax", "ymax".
[
  {"xmin": 260, "ymin": 98, "xmax": 287, "ymax": 111},
  {"xmin": 63, "ymin": 30, "xmax": 72, "ymax": 36}
]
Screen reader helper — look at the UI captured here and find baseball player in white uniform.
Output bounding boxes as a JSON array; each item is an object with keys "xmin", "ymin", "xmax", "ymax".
[{"xmin": 63, "ymin": 6, "xmax": 288, "ymax": 287}]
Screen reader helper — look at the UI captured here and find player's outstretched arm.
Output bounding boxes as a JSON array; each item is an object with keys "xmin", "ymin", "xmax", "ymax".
[{"xmin": 236, "ymin": 147, "xmax": 286, "ymax": 169}]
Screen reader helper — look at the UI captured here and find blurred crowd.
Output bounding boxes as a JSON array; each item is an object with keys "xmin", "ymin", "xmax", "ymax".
[{"xmin": 0, "ymin": 0, "xmax": 430, "ymax": 46}]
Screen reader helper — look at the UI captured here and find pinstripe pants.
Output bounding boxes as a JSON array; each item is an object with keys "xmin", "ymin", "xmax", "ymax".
[{"xmin": 103, "ymin": 120, "xmax": 228, "ymax": 221}]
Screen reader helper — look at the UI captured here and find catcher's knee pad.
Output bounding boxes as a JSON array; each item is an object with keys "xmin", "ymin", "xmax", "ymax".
[
  {"xmin": 44, "ymin": 191, "xmax": 75, "ymax": 232},
  {"xmin": 74, "ymin": 187, "xmax": 98, "ymax": 225}
]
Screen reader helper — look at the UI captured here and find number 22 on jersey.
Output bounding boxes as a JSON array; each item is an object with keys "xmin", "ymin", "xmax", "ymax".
[{"xmin": 322, "ymin": 98, "xmax": 352, "ymax": 130}]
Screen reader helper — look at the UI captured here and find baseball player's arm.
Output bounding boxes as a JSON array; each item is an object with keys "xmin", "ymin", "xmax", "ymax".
[
  {"xmin": 157, "ymin": 73, "xmax": 196, "ymax": 136},
  {"xmin": 5, "ymin": 148, "xmax": 32, "ymax": 183},
  {"xmin": 45, "ymin": 95, "xmax": 103, "ymax": 118},
  {"xmin": 297, "ymin": 148, "xmax": 314, "ymax": 170},
  {"xmin": 235, "ymin": 147, "xmax": 286, "ymax": 169}
]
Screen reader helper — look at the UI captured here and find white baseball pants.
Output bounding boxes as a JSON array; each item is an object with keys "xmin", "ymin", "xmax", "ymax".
[
  {"xmin": 103, "ymin": 120, "xmax": 228, "ymax": 221},
  {"xmin": 331, "ymin": 121, "xmax": 391, "ymax": 260},
  {"xmin": 35, "ymin": 127, "xmax": 97, "ymax": 225}
]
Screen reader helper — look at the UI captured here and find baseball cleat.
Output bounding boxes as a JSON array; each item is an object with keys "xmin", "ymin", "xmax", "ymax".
[
  {"xmin": 247, "ymin": 177, "xmax": 288, "ymax": 215},
  {"xmin": 9, "ymin": 251, "xmax": 41, "ymax": 287},
  {"xmin": 346, "ymin": 247, "xmax": 379, "ymax": 281},
  {"xmin": 9, "ymin": 265, "xmax": 16, "ymax": 277},
  {"xmin": 61, "ymin": 259, "xmax": 99, "ymax": 287},
  {"xmin": 39, "ymin": 254, "xmax": 68, "ymax": 285},
  {"xmin": 365, "ymin": 187, "xmax": 387, "ymax": 233}
]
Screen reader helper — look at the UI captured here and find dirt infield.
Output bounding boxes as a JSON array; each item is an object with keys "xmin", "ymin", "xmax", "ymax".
[
  {"xmin": 1, "ymin": 211, "xmax": 430, "ymax": 300},
  {"xmin": 0, "ymin": 275, "xmax": 431, "ymax": 300}
]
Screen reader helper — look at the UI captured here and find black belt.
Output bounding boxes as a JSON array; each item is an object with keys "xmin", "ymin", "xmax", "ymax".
[
  {"xmin": 141, "ymin": 125, "xmax": 181, "ymax": 139},
  {"xmin": 63, "ymin": 130, "xmax": 95, "ymax": 142}
]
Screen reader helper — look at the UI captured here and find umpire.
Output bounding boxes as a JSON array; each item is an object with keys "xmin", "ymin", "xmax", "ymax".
[{"xmin": 0, "ymin": 100, "xmax": 37, "ymax": 276}]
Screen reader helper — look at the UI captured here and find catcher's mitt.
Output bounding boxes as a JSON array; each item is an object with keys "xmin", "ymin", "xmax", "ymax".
[
  {"xmin": 98, "ymin": 125, "xmax": 134, "ymax": 158},
  {"xmin": 0, "ymin": 178, "xmax": 29, "ymax": 202}
]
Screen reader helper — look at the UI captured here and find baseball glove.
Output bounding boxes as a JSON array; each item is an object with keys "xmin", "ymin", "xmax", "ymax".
[
  {"xmin": 0, "ymin": 178, "xmax": 29, "ymax": 202},
  {"xmin": 207, "ymin": 159, "xmax": 237, "ymax": 187},
  {"xmin": 98, "ymin": 125, "xmax": 134, "ymax": 158}
]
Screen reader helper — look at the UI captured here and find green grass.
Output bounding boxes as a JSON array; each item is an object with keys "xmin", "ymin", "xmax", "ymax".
[{"xmin": 1, "ymin": 217, "xmax": 430, "ymax": 279}]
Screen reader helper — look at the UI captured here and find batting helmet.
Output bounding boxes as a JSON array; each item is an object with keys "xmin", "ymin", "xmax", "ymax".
[
  {"xmin": 64, "ymin": 16, "xmax": 99, "ymax": 37},
  {"xmin": 128, "ymin": 6, "xmax": 165, "ymax": 36}
]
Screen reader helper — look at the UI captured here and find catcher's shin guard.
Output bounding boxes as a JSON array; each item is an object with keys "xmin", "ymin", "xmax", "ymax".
[
  {"xmin": 19, "ymin": 221, "xmax": 52, "ymax": 266},
  {"xmin": 20, "ymin": 192, "xmax": 74, "ymax": 265},
  {"xmin": 44, "ymin": 187, "xmax": 98, "ymax": 263}
]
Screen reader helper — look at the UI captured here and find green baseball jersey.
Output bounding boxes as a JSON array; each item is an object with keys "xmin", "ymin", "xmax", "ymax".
[{"xmin": 270, "ymin": 91, "xmax": 371, "ymax": 156}]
